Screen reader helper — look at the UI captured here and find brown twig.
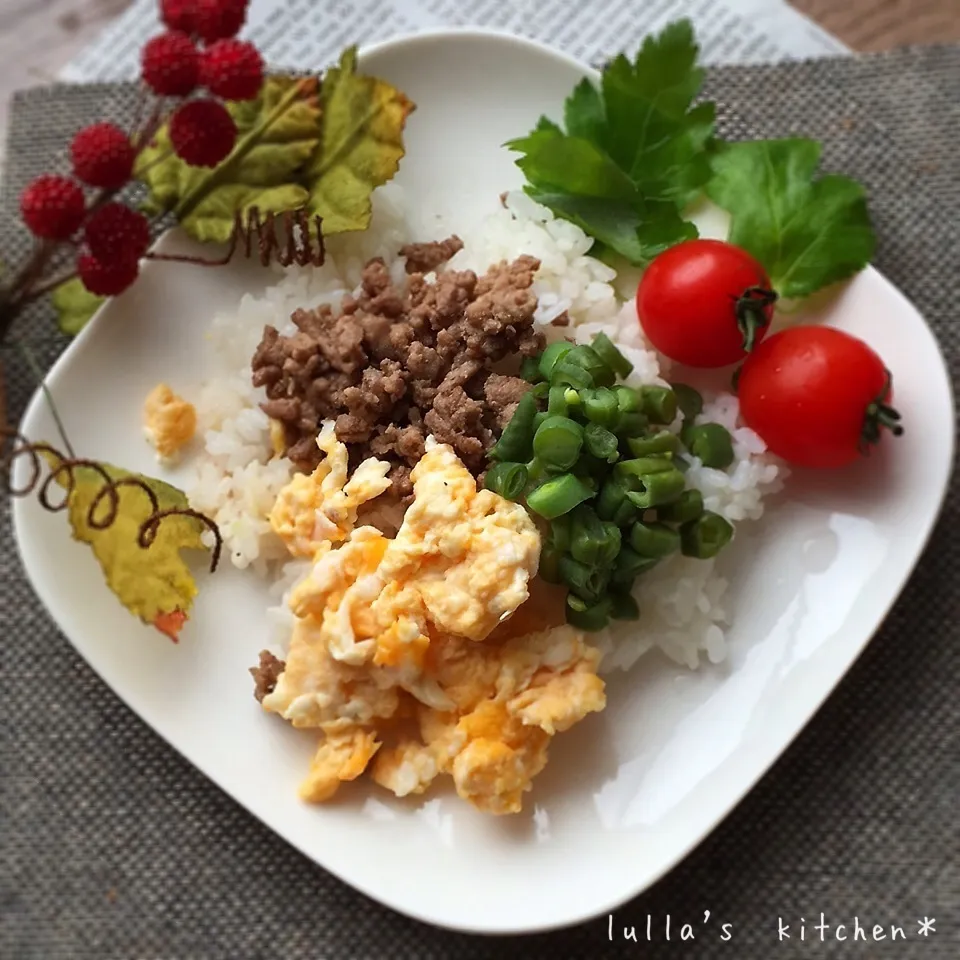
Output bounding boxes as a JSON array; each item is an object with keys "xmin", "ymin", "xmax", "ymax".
[
  {"xmin": 25, "ymin": 269, "xmax": 79, "ymax": 302},
  {"xmin": 146, "ymin": 206, "xmax": 326, "ymax": 269}
]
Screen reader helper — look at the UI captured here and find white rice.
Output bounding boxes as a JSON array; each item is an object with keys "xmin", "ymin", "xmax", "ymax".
[{"xmin": 182, "ymin": 183, "xmax": 786, "ymax": 672}]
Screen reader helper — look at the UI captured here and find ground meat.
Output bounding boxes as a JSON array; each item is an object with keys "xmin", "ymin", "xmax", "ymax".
[
  {"xmin": 400, "ymin": 235, "xmax": 464, "ymax": 274},
  {"xmin": 250, "ymin": 245, "xmax": 546, "ymax": 495},
  {"xmin": 483, "ymin": 374, "xmax": 531, "ymax": 429},
  {"xmin": 423, "ymin": 359, "xmax": 491, "ymax": 469},
  {"xmin": 370, "ymin": 424, "xmax": 426, "ymax": 465},
  {"xmin": 250, "ymin": 650, "xmax": 285, "ymax": 703},
  {"xmin": 261, "ymin": 397, "xmax": 301, "ymax": 422},
  {"xmin": 388, "ymin": 462, "xmax": 414, "ymax": 500}
]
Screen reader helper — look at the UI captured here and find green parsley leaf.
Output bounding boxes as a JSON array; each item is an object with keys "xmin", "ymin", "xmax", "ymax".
[
  {"xmin": 599, "ymin": 20, "xmax": 706, "ymax": 173},
  {"xmin": 706, "ymin": 138, "xmax": 876, "ymax": 299},
  {"xmin": 563, "ymin": 80, "xmax": 604, "ymax": 142},
  {"xmin": 506, "ymin": 19, "xmax": 715, "ymax": 266}
]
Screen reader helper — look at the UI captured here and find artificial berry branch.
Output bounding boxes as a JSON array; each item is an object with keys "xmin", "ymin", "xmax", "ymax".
[{"xmin": 0, "ymin": 0, "xmax": 266, "ymax": 346}]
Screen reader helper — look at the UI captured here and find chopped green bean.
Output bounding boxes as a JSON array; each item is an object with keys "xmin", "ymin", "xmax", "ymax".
[
  {"xmin": 682, "ymin": 422, "xmax": 735, "ymax": 469},
  {"xmin": 596, "ymin": 476, "xmax": 638, "ymax": 526},
  {"xmin": 525, "ymin": 457, "xmax": 546, "ymax": 484},
  {"xmin": 538, "ymin": 545, "xmax": 562, "ymax": 584},
  {"xmin": 584, "ymin": 422, "xmax": 619, "ymax": 462},
  {"xmin": 620, "ymin": 413, "xmax": 651, "ymax": 439},
  {"xmin": 614, "ymin": 385, "xmax": 643, "ymax": 414},
  {"xmin": 564, "ymin": 344, "xmax": 614, "ymax": 387},
  {"xmin": 539, "ymin": 341, "xmax": 574, "ymax": 380},
  {"xmin": 629, "ymin": 520, "xmax": 681, "ymax": 558},
  {"xmin": 581, "ymin": 387, "xmax": 620, "ymax": 429},
  {"xmin": 565, "ymin": 593, "xmax": 611, "ymax": 631},
  {"xmin": 615, "ymin": 456, "xmax": 678, "ymax": 480},
  {"xmin": 573, "ymin": 451, "xmax": 609, "ymax": 485},
  {"xmin": 547, "ymin": 512, "xmax": 572, "ymax": 552},
  {"xmin": 656, "ymin": 489, "xmax": 704, "ymax": 524},
  {"xmin": 521, "ymin": 356, "xmax": 544, "ymax": 383},
  {"xmin": 578, "ymin": 473, "xmax": 600, "ymax": 494},
  {"xmin": 618, "ymin": 460, "xmax": 686, "ymax": 509},
  {"xmin": 680, "ymin": 511, "xmax": 734, "ymax": 559},
  {"xmin": 533, "ymin": 415, "xmax": 583, "ymax": 471},
  {"xmin": 547, "ymin": 385, "xmax": 570, "ymax": 416},
  {"xmin": 559, "ymin": 555, "xmax": 609, "ymax": 603},
  {"xmin": 672, "ymin": 382, "xmax": 703, "ymax": 421},
  {"xmin": 610, "ymin": 591, "xmax": 640, "ymax": 621},
  {"xmin": 489, "ymin": 392, "xmax": 537, "ymax": 462},
  {"xmin": 483, "ymin": 462, "xmax": 528, "ymax": 501},
  {"xmin": 531, "ymin": 381, "xmax": 550, "ymax": 400},
  {"xmin": 627, "ymin": 430, "xmax": 681, "ymax": 458},
  {"xmin": 570, "ymin": 506, "xmax": 621, "ymax": 566},
  {"xmin": 637, "ymin": 385, "xmax": 678, "ymax": 424},
  {"xmin": 612, "ymin": 546, "xmax": 660, "ymax": 585},
  {"xmin": 526, "ymin": 473, "xmax": 594, "ymax": 519},
  {"xmin": 591, "ymin": 332, "xmax": 634, "ymax": 378},
  {"xmin": 552, "ymin": 360, "xmax": 594, "ymax": 389}
]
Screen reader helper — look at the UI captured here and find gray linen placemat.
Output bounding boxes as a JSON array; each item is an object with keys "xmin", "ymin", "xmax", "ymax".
[{"xmin": 1, "ymin": 45, "xmax": 958, "ymax": 960}]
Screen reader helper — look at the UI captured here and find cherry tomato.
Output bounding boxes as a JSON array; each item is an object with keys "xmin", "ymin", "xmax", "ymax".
[
  {"xmin": 636, "ymin": 239, "xmax": 777, "ymax": 368},
  {"xmin": 737, "ymin": 326, "xmax": 903, "ymax": 468}
]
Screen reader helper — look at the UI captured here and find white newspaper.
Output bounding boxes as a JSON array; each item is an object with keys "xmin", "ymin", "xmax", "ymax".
[{"xmin": 60, "ymin": 0, "xmax": 847, "ymax": 84}]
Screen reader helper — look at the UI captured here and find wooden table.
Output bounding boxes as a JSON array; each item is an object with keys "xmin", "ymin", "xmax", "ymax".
[{"xmin": 793, "ymin": 0, "xmax": 960, "ymax": 49}]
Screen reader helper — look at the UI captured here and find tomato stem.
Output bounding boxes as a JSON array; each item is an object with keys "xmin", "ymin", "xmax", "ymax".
[
  {"xmin": 734, "ymin": 286, "xmax": 778, "ymax": 352},
  {"xmin": 860, "ymin": 370, "xmax": 904, "ymax": 455}
]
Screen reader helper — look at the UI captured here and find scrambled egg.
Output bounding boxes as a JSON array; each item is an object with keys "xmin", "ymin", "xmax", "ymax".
[
  {"xmin": 143, "ymin": 383, "xmax": 196, "ymax": 461},
  {"xmin": 260, "ymin": 424, "xmax": 606, "ymax": 814},
  {"xmin": 373, "ymin": 626, "xmax": 605, "ymax": 814},
  {"xmin": 269, "ymin": 421, "xmax": 392, "ymax": 558},
  {"xmin": 378, "ymin": 439, "xmax": 541, "ymax": 642}
]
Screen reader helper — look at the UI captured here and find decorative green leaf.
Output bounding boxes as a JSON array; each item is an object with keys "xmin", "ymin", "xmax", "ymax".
[
  {"xmin": 135, "ymin": 75, "xmax": 323, "ymax": 243},
  {"xmin": 304, "ymin": 46, "xmax": 415, "ymax": 234},
  {"xmin": 51, "ymin": 277, "xmax": 105, "ymax": 336},
  {"xmin": 707, "ymin": 138, "xmax": 876, "ymax": 299}
]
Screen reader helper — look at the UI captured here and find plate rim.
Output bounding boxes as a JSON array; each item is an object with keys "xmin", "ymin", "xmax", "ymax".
[{"xmin": 9, "ymin": 27, "xmax": 957, "ymax": 935}]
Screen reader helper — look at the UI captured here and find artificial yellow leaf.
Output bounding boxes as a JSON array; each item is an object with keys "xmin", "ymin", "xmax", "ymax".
[
  {"xmin": 45, "ymin": 452, "xmax": 210, "ymax": 641},
  {"xmin": 305, "ymin": 46, "xmax": 415, "ymax": 234},
  {"xmin": 51, "ymin": 277, "xmax": 105, "ymax": 336},
  {"xmin": 178, "ymin": 183, "xmax": 310, "ymax": 245},
  {"xmin": 136, "ymin": 75, "xmax": 323, "ymax": 244}
]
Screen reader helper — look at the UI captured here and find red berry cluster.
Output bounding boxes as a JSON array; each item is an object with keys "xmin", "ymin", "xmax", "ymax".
[
  {"xmin": 17, "ymin": 0, "xmax": 266, "ymax": 300},
  {"xmin": 146, "ymin": 0, "xmax": 264, "ymax": 167}
]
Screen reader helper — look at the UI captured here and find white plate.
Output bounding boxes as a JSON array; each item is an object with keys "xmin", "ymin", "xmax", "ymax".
[{"xmin": 11, "ymin": 29, "xmax": 955, "ymax": 935}]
